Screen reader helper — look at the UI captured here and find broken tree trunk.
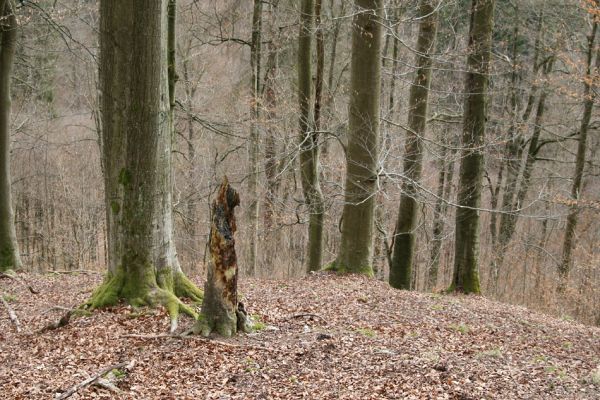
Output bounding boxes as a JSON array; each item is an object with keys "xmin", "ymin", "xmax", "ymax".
[{"xmin": 192, "ymin": 177, "xmax": 251, "ymax": 337}]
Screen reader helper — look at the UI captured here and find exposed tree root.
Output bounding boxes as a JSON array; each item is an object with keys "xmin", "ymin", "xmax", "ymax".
[
  {"xmin": 173, "ymin": 271, "xmax": 204, "ymax": 303},
  {"xmin": 84, "ymin": 268, "xmax": 202, "ymax": 333}
]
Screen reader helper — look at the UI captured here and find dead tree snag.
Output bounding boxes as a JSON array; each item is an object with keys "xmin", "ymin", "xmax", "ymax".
[{"xmin": 192, "ymin": 177, "xmax": 251, "ymax": 337}]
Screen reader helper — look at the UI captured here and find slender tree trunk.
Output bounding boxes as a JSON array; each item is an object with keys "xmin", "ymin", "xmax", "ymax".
[
  {"xmin": 298, "ymin": 0, "xmax": 325, "ymax": 271},
  {"xmin": 451, "ymin": 0, "xmax": 495, "ymax": 294},
  {"xmin": 247, "ymin": 0, "xmax": 262, "ymax": 276},
  {"xmin": 329, "ymin": 0, "xmax": 382, "ymax": 275},
  {"xmin": 559, "ymin": 21, "xmax": 599, "ymax": 287},
  {"xmin": 492, "ymin": 57, "xmax": 553, "ymax": 291},
  {"xmin": 87, "ymin": 0, "xmax": 200, "ymax": 331},
  {"xmin": 0, "ymin": 0, "xmax": 21, "ymax": 272},
  {"xmin": 389, "ymin": 0, "xmax": 437, "ymax": 289}
]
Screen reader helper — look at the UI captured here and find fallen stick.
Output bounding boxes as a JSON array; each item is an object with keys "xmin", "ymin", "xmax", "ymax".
[
  {"xmin": 1, "ymin": 293, "xmax": 21, "ymax": 332},
  {"xmin": 0, "ymin": 272, "xmax": 39, "ymax": 294},
  {"xmin": 38, "ymin": 310, "xmax": 72, "ymax": 333},
  {"xmin": 49, "ymin": 270, "xmax": 102, "ymax": 275},
  {"xmin": 287, "ymin": 313, "xmax": 326, "ymax": 322},
  {"xmin": 120, "ymin": 333, "xmax": 275, "ymax": 352},
  {"xmin": 55, "ymin": 361, "xmax": 131, "ymax": 400}
]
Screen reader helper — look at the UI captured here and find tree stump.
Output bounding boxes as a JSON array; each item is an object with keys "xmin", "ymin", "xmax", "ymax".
[{"xmin": 193, "ymin": 177, "xmax": 251, "ymax": 337}]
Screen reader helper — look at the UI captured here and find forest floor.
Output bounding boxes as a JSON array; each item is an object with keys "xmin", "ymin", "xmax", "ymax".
[{"xmin": 1, "ymin": 272, "xmax": 599, "ymax": 399}]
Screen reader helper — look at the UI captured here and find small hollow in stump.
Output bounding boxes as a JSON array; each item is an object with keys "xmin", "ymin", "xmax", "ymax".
[{"xmin": 192, "ymin": 177, "xmax": 251, "ymax": 337}]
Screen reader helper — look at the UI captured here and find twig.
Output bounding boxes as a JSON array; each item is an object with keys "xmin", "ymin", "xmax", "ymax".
[
  {"xmin": 287, "ymin": 313, "xmax": 326, "ymax": 322},
  {"xmin": 1, "ymin": 293, "xmax": 21, "ymax": 332},
  {"xmin": 49, "ymin": 270, "xmax": 102, "ymax": 275},
  {"xmin": 55, "ymin": 361, "xmax": 132, "ymax": 400},
  {"xmin": 120, "ymin": 333, "xmax": 275, "ymax": 352},
  {"xmin": 0, "ymin": 272, "xmax": 39, "ymax": 294}
]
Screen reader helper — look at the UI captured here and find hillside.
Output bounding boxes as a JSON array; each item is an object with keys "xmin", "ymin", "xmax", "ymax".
[{"xmin": 1, "ymin": 272, "xmax": 599, "ymax": 399}]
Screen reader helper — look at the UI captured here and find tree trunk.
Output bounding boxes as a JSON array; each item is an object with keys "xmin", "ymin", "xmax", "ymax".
[
  {"xmin": 559, "ymin": 21, "xmax": 599, "ymax": 286},
  {"xmin": 192, "ymin": 177, "xmax": 251, "ymax": 337},
  {"xmin": 451, "ymin": 0, "xmax": 495, "ymax": 294},
  {"xmin": 492, "ymin": 56, "xmax": 554, "ymax": 291},
  {"xmin": 389, "ymin": 0, "xmax": 437, "ymax": 289},
  {"xmin": 247, "ymin": 0, "xmax": 262, "ymax": 276},
  {"xmin": 0, "ymin": 0, "xmax": 22, "ymax": 272},
  {"xmin": 329, "ymin": 0, "xmax": 382, "ymax": 275},
  {"xmin": 298, "ymin": 0, "xmax": 325, "ymax": 272},
  {"xmin": 87, "ymin": 0, "xmax": 200, "ymax": 331}
]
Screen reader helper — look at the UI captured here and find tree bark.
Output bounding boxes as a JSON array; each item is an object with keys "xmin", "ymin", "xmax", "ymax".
[
  {"xmin": 559, "ymin": 21, "xmax": 599, "ymax": 286},
  {"xmin": 451, "ymin": 0, "xmax": 495, "ymax": 294},
  {"xmin": 298, "ymin": 0, "xmax": 325, "ymax": 272},
  {"xmin": 247, "ymin": 0, "xmax": 262, "ymax": 276},
  {"xmin": 87, "ymin": 0, "xmax": 200, "ymax": 330},
  {"xmin": 192, "ymin": 177, "xmax": 250, "ymax": 337},
  {"xmin": 389, "ymin": 0, "xmax": 437, "ymax": 289},
  {"xmin": 0, "ymin": 0, "xmax": 22, "ymax": 272},
  {"xmin": 329, "ymin": 0, "xmax": 382, "ymax": 275}
]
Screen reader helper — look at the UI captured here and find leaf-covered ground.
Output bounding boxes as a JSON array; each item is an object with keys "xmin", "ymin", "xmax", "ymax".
[{"xmin": 1, "ymin": 272, "xmax": 599, "ymax": 399}]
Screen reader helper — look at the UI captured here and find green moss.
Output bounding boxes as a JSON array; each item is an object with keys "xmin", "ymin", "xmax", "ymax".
[
  {"xmin": 322, "ymin": 261, "xmax": 374, "ymax": 277},
  {"xmin": 173, "ymin": 272, "xmax": 203, "ymax": 303},
  {"xmin": 110, "ymin": 200, "xmax": 121, "ymax": 215},
  {"xmin": 157, "ymin": 268, "xmax": 175, "ymax": 292},
  {"xmin": 85, "ymin": 268, "xmax": 126, "ymax": 309},
  {"xmin": 356, "ymin": 327, "xmax": 376, "ymax": 338},
  {"xmin": 2, "ymin": 293, "xmax": 17, "ymax": 302},
  {"xmin": 118, "ymin": 168, "xmax": 132, "ymax": 186}
]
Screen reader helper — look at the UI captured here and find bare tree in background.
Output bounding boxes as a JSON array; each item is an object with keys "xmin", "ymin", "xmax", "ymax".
[{"xmin": 0, "ymin": 0, "xmax": 21, "ymax": 272}]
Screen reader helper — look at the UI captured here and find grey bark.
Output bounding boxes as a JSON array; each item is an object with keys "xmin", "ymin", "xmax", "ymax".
[
  {"xmin": 298, "ymin": 0, "xmax": 325, "ymax": 271},
  {"xmin": 389, "ymin": 0, "xmax": 437, "ymax": 289},
  {"xmin": 452, "ymin": 0, "xmax": 495, "ymax": 294},
  {"xmin": 0, "ymin": 0, "xmax": 22, "ymax": 272},
  {"xmin": 559, "ymin": 21, "xmax": 599, "ymax": 286},
  {"xmin": 331, "ymin": 0, "xmax": 383, "ymax": 275}
]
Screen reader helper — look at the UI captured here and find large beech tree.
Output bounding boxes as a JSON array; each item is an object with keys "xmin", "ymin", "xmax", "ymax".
[
  {"xmin": 451, "ymin": 0, "xmax": 495, "ymax": 294},
  {"xmin": 328, "ymin": 0, "xmax": 382, "ymax": 275},
  {"xmin": 86, "ymin": 0, "xmax": 201, "ymax": 331},
  {"xmin": 0, "ymin": 0, "xmax": 21, "ymax": 272}
]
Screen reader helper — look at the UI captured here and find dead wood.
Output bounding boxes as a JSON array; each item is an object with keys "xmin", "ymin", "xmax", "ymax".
[
  {"xmin": 1, "ymin": 292, "xmax": 21, "ymax": 332},
  {"xmin": 288, "ymin": 313, "xmax": 326, "ymax": 323},
  {"xmin": 0, "ymin": 272, "xmax": 39, "ymax": 294},
  {"xmin": 55, "ymin": 360, "xmax": 132, "ymax": 400},
  {"xmin": 39, "ymin": 310, "xmax": 73, "ymax": 333},
  {"xmin": 49, "ymin": 270, "xmax": 102, "ymax": 275}
]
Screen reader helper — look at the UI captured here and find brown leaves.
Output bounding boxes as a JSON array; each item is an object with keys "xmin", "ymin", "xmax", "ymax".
[{"xmin": 1, "ymin": 272, "xmax": 599, "ymax": 398}]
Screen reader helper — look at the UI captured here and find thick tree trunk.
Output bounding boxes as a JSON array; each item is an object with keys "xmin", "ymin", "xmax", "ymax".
[
  {"xmin": 247, "ymin": 0, "xmax": 262, "ymax": 276},
  {"xmin": 0, "ymin": 0, "xmax": 22, "ymax": 272},
  {"xmin": 389, "ymin": 0, "xmax": 437, "ymax": 290},
  {"xmin": 451, "ymin": 0, "xmax": 495, "ymax": 294},
  {"xmin": 298, "ymin": 0, "xmax": 325, "ymax": 272},
  {"xmin": 87, "ymin": 0, "xmax": 200, "ymax": 330},
  {"xmin": 559, "ymin": 22, "xmax": 599, "ymax": 286},
  {"xmin": 192, "ymin": 178, "xmax": 251, "ymax": 337},
  {"xmin": 329, "ymin": 0, "xmax": 382, "ymax": 275}
]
